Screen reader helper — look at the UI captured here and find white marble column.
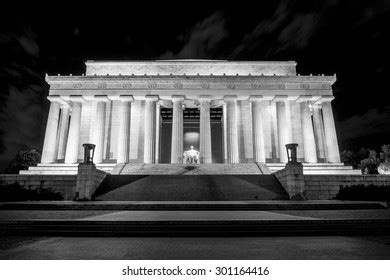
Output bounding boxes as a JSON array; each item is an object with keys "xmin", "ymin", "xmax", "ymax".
[
  {"xmin": 56, "ymin": 104, "xmax": 70, "ymax": 161},
  {"xmin": 144, "ymin": 95, "xmax": 158, "ymax": 164},
  {"xmin": 297, "ymin": 97, "xmax": 317, "ymax": 163},
  {"xmin": 199, "ymin": 96, "xmax": 212, "ymax": 164},
  {"xmin": 171, "ymin": 96, "xmax": 184, "ymax": 164},
  {"xmin": 321, "ymin": 97, "xmax": 341, "ymax": 163},
  {"xmin": 41, "ymin": 96, "xmax": 61, "ymax": 163},
  {"xmin": 91, "ymin": 96, "xmax": 109, "ymax": 164},
  {"xmin": 312, "ymin": 104, "xmax": 326, "ymax": 159},
  {"xmin": 274, "ymin": 95, "xmax": 290, "ymax": 163},
  {"xmin": 117, "ymin": 95, "xmax": 133, "ymax": 164},
  {"xmin": 222, "ymin": 103, "xmax": 228, "ymax": 163},
  {"xmin": 155, "ymin": 103, "xmax": 161, "ymax": 164},
  {"xmin": 64, "ymin": 96, "xmax": 84, "ymax": 164},
  {"xmin": 249, "ymin": 95, "xmax": 266, "ymax": 163},
  {"xmin": 224, "ymin": 95, "xmax": 239, "ymax": 164}
]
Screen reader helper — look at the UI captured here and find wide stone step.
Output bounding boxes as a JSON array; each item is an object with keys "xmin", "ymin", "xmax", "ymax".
[
  {"xmin": 120, "ymin": 163, "xmax": 264, "ymax": 175},
  {"xmin": 267, "ymin": 163, "xmax": 360, "ymax": 175},
  {"xmin": 20, "ymin": 164, "xmax": 115, "ymax": 175},
  {"xmin": 0, "ymin": 201, "xmax": 386, "ymax": 211},
  {"xmin": 1, "ymin": 218, "xmax": 389, "ymax": 237}
]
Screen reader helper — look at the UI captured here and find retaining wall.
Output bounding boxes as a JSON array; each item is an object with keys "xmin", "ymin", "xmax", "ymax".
[{"xmin": 304, "ymin": 175, "xmax": 390, "ymax": 200}]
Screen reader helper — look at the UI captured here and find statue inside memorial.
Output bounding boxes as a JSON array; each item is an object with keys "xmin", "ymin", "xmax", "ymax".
[{"xmin": 183, "ymin": 146, "xmax": 199, "ymax": 164}]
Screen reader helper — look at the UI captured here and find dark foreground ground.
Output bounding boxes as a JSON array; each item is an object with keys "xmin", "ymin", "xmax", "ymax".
[
  {"xmin": 1, "ymin": 202, "xmax": 389, "ymax": 259},
  {"xmin": 1, "ymin": 235, "xmax": 390, "ymax": 259}
]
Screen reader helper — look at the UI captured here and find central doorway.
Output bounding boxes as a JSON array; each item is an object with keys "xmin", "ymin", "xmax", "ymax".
[{"xmin": 159, "ymin": 107, "xmax": 223, "ymax": 163}]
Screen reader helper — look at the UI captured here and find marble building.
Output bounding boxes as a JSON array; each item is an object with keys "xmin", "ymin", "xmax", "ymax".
[{"xmin": 35, "ymin": 60, "xmax": 344, "ymax": 173}]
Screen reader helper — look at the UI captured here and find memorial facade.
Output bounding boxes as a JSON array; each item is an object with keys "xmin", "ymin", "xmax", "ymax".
[{"xmin": 39, "ymin": 60, "xmax": 341, "ymax": 168}]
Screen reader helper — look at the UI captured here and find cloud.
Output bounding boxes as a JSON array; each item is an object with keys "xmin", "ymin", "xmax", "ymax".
[
  {"xmin": 17, "ymin": 29, "xmax": 40, "ymax": 57},
  {"xmin": 229, "ymin": 0, "xmax": 336, "ymax": 59},
  {"xmin": 277, "ymin": 13, "xmax": 319, "ymax": 51},
  {"xmin": 159, "ymin": 11, "xmax": 229, "ymax": 59}
]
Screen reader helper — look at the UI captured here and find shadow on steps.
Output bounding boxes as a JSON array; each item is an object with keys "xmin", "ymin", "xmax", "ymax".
[{"xmin": 93, "ymin": 175, "xmax": 289, "ymax": 201}]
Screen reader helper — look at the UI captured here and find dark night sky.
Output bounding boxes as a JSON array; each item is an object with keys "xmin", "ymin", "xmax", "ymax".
[{"xmin": 1, "ymin": 0, "xmax": 390, "ymax": 169}]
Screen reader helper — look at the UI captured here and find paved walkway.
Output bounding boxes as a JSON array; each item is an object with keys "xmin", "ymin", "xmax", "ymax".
[{"xmin": 80, "ymin": 210, "xmax": 315, "ymax": 221}]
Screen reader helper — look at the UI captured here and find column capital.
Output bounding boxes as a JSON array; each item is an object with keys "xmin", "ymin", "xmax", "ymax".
[
  {"xmin": 312, "ymin": 103, "xmax": 322, "ymax": 109},
  {"xmin": 314, "ymin": 95, "xmax": 334, "ymax": 104},
  {"xmin": 223, "ymin": 95, "xmax": 238, "ymax": 102},
  {"xmin": 171, "ymin": 95, "xmax": 185, "ymax": 102},
  {"xmin": 47, "ymin": 95, "xmax": 63, "ymax": 103},
  {"xmin": 159, "ymin": 99, "xmax": 172, "ymax": 108},
  {"xmin": 60, "ymin": 102, "xmax": 70, "ymax": 109},
  {"xmin": 248, "ymin": 95, "xmax": 263, "ymax": 102},
  {"xmin": 296, "ymin": 95, "xmax": 313, "ymax": 103},
  {"xmin": 145, "ymin": 95, "xmax": 159, "ymax": 102},
  {"xmin": 198, "ymin": 95, "xmax": 212, "ymax": 102},
  {"xmin": 272, "ymin": 95, "xmax": 288, "ymax": 102},
  {"xmin": 93, "ymin": 95, "xmax": 110, "ymax": 102},
  {"xmin": 65, "ymin": 95, "xmax": 86, "ymax": 103},
  {"xmin": 118, "ymin": 95, "xmax": 134, "ymax": 102}
]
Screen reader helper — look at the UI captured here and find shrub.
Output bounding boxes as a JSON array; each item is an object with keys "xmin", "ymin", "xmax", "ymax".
[
  {"xmin": 4, "ymin": 148, "xmax": 41, "ymax": 174},
  {"xmin": 0, "ymin": 182, "xmax": 63, "ymax": 202},
  {"xmin": 335, "ymin": 184, "xmax": 390, "ymax": 201}
]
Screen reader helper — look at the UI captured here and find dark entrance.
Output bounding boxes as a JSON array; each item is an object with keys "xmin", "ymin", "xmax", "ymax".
[{"xmin": 159, "ymin": 107, "xmax": 223, "ymax": 163}]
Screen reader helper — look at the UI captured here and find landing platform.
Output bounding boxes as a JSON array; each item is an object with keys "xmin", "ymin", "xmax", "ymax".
[
  {"xmin": 20, "ymin": 162, "xmax": 361, "ymax": 175},
  {"xmin": 80, "ymin": 210, "xmax": 315, "ymax": 221}
]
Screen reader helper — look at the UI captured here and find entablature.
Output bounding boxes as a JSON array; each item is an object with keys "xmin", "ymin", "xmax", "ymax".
[{"xmin": 46, "ymin": 75, "xmax": 336, "ymax": 93}]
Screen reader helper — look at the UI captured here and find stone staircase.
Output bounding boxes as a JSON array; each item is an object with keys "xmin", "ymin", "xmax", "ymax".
[{"xmin": 93, "ymin": 174, "xmax": 289, "ymax": 201}]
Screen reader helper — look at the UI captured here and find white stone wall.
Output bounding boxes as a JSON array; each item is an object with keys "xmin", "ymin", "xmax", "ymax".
[{"xmin": 85, "ymin": 60, "xmax": 297, "ymax": 76}]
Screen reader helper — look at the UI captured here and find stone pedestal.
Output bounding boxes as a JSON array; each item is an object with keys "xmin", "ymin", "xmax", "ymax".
[
  {"xmin": 75, "ymin": 163, "xmax": 106, "ymax": 200},
  {"xmin": 275, "ymin": 162, "xmax": 306, "ymax": 200}
]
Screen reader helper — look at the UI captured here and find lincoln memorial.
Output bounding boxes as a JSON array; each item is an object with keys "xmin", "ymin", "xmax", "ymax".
[{"xmin": 23, "ymin": 60, "xmax": 356, "ymax": 175}]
